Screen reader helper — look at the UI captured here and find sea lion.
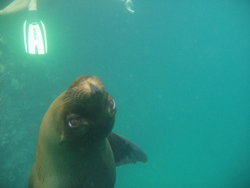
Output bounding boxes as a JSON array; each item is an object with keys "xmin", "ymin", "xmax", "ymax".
[{"xmin": 29, "ymin": 76, "xmax": 147, "ymax": 188}]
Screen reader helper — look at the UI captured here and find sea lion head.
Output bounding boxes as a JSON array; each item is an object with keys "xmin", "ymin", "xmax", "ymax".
[{"xmin": 45, "ymin": 76, "xmax": 116, "ymax": 147}]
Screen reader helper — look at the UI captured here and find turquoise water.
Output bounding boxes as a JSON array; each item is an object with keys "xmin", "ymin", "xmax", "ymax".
[{"xmin": 0, "ymin": 0, "xmax": 250, "ymax": 187}]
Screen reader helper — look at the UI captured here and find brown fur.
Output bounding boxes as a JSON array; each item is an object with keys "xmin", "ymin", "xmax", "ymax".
[{"xmin": 29, "ymin": 76, "xmax": 116, "ymax": 188}]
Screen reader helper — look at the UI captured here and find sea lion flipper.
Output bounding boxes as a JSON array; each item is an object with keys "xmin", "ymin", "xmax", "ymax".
[{"xmin": 108, "ymin": 132, "xmax": 148, "ymax": 166}]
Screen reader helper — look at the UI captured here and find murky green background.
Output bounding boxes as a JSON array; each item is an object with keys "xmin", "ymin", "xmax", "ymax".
[{"xmin": 0, "ymin": 0, "xmax": 250, "ymax": 187}]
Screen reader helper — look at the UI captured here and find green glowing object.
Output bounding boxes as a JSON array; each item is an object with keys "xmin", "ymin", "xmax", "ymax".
[{"xmin": 23, "ymin": 14, "xmax": 47, "ymax": 55}]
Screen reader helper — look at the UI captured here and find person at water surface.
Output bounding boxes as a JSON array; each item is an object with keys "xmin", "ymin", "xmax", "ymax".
[
  {"xmin": 0, "ymin": 0, "xmax": 135, "ymax": 15},
  {"xmin": 0, "ymin": 0, "xmax": 37, "ymax": 15}
]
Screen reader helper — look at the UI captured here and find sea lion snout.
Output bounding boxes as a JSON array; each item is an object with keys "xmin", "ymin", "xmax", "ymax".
[
  {"xmin": 66, "ymin": 76, "xmax": 105, "ymax": 104},
  {"xmin": 70, "ymin": 76, "xmax": 104, "ymax": 92},
  {"xmin": 76, "ymin": 77, "xmax": 104, "ymax": 95}
]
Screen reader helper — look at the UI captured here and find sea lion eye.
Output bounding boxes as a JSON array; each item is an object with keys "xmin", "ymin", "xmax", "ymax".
[
  {"xmin": 107, "ymin": 96, "xmax": 116, "ymax": 115},
  {"xmin": 110, "ymin": 98, "xmax": 116, "ymax": 110},
  {"xmin": 68, "ymin": 118, "xmax": 81, "ymax": 128}
]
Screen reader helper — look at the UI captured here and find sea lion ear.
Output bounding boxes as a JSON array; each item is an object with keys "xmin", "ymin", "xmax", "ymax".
[{"xmin": 108, "ymin": 132, "xmax": 148, "ymax": 166}]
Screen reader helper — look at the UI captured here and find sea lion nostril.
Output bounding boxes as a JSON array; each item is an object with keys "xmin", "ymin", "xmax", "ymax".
[{"xmin": 89, "ymin": 83, "xmax": 99, "ymax": 95}]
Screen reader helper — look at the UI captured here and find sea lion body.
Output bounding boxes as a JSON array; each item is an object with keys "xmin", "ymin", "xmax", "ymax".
[{"xmin": 29, "ymin": 76, "xmax": 147, "ymax": 188}]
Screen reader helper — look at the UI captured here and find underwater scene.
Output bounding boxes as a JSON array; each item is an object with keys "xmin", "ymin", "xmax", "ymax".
[{"xmin": 0, "ymin": 0, "xmax": 250, "ymax": 187}]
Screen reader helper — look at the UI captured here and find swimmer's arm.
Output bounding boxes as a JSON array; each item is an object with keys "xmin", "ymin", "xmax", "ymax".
[{"xmin": 0, "ymin": 0, "xmax": 31, "ymax": 15}]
